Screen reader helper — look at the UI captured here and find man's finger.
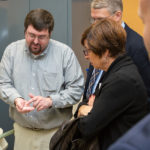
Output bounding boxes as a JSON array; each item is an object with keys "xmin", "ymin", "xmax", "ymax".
[
  {"xmin": 28, "ymin": 93, "xmax": 35, "ymax": 98},
  {"xmin": 26, "ymin": 98, "xmax": 36, "ymax": 105},
  {"xmin": 22, "ymin": 106, "xmax": 35, "ymax": 112}
]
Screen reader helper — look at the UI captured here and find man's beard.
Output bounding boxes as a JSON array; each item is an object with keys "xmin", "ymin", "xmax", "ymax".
[{"xmin": 29, "ymin": 42, "xmax": 43, "ymax": 55}]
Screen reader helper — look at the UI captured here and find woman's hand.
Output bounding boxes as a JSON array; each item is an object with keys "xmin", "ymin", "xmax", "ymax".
[
  {"xmin": 77, "ymin": 94, "xmax": 95, "ymax": 117},
  {"xmin": 78, "ymin": 105, "xmax": 93, "ymax": 117},
  {"xmin": 88, "ymin": 94, "xmax": 95, "ymax": 106}
]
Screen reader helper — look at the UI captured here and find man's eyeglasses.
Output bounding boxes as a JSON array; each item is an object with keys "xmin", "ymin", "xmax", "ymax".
[
  {"xmin": 83, "ymin": 48, "xmax": 91, "ymax": 56},
  {"xmin": 90, "ymin": 17, "xmax": 104, "ymax": 24},
  {"xmin": 90, "ymin": 12, "xmax": 116, "ymax": 24},
  {"xmin": 27, "ymin": 32, "xmax": 49, "ymax": 41}
]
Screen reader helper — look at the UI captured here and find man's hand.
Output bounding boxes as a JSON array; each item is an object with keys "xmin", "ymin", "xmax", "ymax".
[
  {"xmin": 14, "ymin": 97, "xmax": 35, "ymax": 113},
  {"xmin": 78, "ymin": 105, "xmax": 93, "ymax": 117},
  {"xmin": 26, "ymin": 93, "xmax": 53, "ymax": 111}
]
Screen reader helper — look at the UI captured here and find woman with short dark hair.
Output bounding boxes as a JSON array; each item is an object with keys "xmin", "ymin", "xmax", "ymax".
[{"xmin": 77, "ymin": 18, "xmax": 149, "ymax": 150}]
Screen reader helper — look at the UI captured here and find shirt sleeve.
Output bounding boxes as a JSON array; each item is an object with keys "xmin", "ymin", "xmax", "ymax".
[
  {"xmin": 0, "ymin": 44, "xmax": 22, "ymax": 107},
  {"xmin": 50, "ymin": 47, "xmax": 84, "ymax": 108},
  {"xmin": 78, "ymin": 74, "xmax": 136, "ymax": 138}
]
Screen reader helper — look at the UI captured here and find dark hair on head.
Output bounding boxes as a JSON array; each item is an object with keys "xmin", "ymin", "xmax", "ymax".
[
  {"xmin": 24, "ymin": 8, "xmax": 54, "ymax": 34},
  {"xmin": 81, "ymin": 18, "xmax": 126, "ymax": 58}
]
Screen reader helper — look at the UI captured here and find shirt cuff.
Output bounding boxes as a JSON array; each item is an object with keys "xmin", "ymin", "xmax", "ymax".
[
  {"xmin": 9, "ymin": 94, "xmax": 22, "ymax": 107},
  {"xmin": 50, "ymin": 94, "xmax": 62, "ymax": 108}
]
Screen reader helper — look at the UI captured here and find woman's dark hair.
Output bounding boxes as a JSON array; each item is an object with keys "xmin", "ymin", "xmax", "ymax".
[
  {"xmin": 24, "ymin": 8, "xmax": 54, "ymax": 34},
  {"xmin": 81, "ymin": 18, "xmax": 126, "ymax": 58}
]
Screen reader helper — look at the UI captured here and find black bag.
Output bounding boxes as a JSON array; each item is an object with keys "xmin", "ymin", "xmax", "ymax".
[{"xmin": 50, "ymin": 118, "xmax": 100, "ymax": 150}]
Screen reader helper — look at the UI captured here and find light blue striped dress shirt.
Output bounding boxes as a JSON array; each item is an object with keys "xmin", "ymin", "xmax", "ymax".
[{"xmin": 0, "ymin": 39, "xmax": 84, "ymax": 129}]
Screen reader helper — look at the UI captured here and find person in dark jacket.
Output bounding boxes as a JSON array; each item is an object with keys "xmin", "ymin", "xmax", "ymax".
[
  {"xmin": 76, "ymin": 18, "xmax": 149, "ymax": 150},
  {"xmin": 107, "ymin": 0, "xmax": 150, "ymax": 149},
  {"xmin": 83, "ymin": 0, "xmax": 150, "ymax": 105}
]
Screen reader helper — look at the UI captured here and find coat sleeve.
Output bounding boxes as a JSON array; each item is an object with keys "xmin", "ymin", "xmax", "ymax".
[
  {"xmin": 78, "ymin": 74, "xmax": 136, "ymax": 138},
  {"xmin": 108, "ymin": 114, "xmax": 150, "ymax": 150}
]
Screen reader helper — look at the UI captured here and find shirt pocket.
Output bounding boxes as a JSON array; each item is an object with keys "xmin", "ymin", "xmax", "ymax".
[{"xmin": 42, "ymin": 71, "xmax": 58, "ymax": 92}]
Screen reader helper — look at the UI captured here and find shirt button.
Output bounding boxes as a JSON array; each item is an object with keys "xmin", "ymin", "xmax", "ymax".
[
  {"xmin": 32, "ymin": 73, "xmax": 35, "ymax": 76},
  {"xmin": 31, "ymin": 87, "xmax": 34, "ymax": 90}
]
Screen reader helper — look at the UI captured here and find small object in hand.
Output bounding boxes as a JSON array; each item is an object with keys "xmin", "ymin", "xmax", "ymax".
[{"xmin": 22, "ymin": 106, "xmax": 35, "ymax": 111}]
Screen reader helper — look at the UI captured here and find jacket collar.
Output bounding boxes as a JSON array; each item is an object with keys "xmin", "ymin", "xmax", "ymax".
[{"xmin": 100, "ymin": 54, "xmax": 133, "ymax": 83}]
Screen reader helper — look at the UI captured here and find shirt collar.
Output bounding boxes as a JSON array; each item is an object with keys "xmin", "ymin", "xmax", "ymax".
[{"xmin": 121, "ymin": 21, "xmax": 125, "ymax": 28}]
